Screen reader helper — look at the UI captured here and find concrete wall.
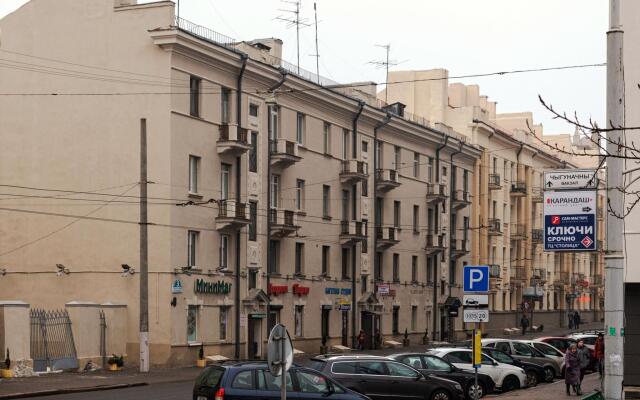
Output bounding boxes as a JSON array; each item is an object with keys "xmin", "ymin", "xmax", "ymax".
[{"xmin": 0, "ymin": 301, "xmax": 31, "ymax": 363}]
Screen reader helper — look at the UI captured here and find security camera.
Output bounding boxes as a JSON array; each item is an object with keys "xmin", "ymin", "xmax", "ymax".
[
  {"xmin": 121, "ymin": 264, "xmax": 135, "ymax": 277},
  {"xmin": 56, "ymin": 264, "xmax": 70, "ymax": 276}
]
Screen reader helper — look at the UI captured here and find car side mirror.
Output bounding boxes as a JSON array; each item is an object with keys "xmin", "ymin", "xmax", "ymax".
[{"xmin": 493, "ymin": 361, "xmax": 499, "ymax": 366}]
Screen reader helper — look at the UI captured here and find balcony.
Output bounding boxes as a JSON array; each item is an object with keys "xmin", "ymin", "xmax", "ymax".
[
  {"xmin": 510, "ymin": 181, "xmax": 527, "ymax": 197},
  {"xmin": 340, "ymin": 220, "xmax": 367, "ymax": 244},
  {"xmin": 340, "ymin": 160, "xmax": 368, "ymax": 184},
  {"xmin": 531, "ymin": 228, "xmax": 543, "ymax": 243},
  {"xmin": 426, "ymin": 183, "xmax": 447, "ymax": 204},
  {"xmin": 592, "ymin": 274, "xmax": 603, "ymax": 287},
  {"xmin": 451, "ymin": 190, "xmax": 471, "ymax": 210},
  {"xmin": 554, "ymin": 271, "xmax": 570, "ymax": 287},
  {"xmin": 487, "ymin": 218, "xmax": 502, "ymax": 236},
  {"xmin": 488, "ymin": 174, "xmax": 502, "ymax": 190},
  {"xmin": 269, "ymin": 208, "xmax": 299, "ymax": 237},
  {"xmin": 489, "ymin": 264, "xmax": 502, "ymax": 278},
  {"xmin": 215, "ymin": 200, "xmax": 250, "ymax": 231},
  {"xmin": 376, "ymin": 226, "xmax": 399, "ymax": 250},
  {"xmin": 510, "ymin": 223, "xmax": 527, "ymax": 241},
  {"xmin": 375, "ymin": 169, "xmax": 401, "ymax": 193},
  {"xmin": 270, "ymin": 139, "xmax": 301, "ymax": 167},
  {"xmin": 217, "ymin": 124, "xmax": 251, "ymax": 155},
  {"xmin": 450, "ymin": 238, "xmax": 470, "ymax": 259},
  {"xmin": 511, "ymin": 265, "xmax": 526, "ymax": 282},
  {"xmin": 425, "ymin": 232, "xmax": 447, "ymax": 254},
  {"xmin": 531, "ymin": 186, "xmax": 543, "ymax": 203},
  {"xmin": 531, "ymin": 268, "xmax": 547, "ymax": 283}
]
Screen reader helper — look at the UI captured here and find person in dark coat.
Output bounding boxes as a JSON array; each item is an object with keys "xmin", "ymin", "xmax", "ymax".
[
  {"xmin": 357, "ymin": 330, "xmax": 366, "ymax": 351},
  {"xmin": 595, "ymin": 333, "xmax": 605, "ymax": 377},
  {"xmin": 576, "ymin": 340, "xmax": 591, "ymax": 383},
  {"xmin": 520, "ymin": 314, "xmax": 530, "ymax": 335},
  {"xmin": 568, "ymin": 312, "xmax": 574, "ymax": 329},
  {"xmin": 574, "ymin": 311, "xmax": 581, "ymax": 330},
  {"xmin": 565, "ymin": 344, "xmax": 582, "ymax": 395}
]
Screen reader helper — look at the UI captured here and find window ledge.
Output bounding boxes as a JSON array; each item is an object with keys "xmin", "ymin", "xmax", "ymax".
[
  {"xmin": 296, "ymin": 210, "xmax": 307, "ymax": 217},
  {"xmin": 188, "ymin": 192, "xmax": 203, "ymax": 199},
  {"xmin": 187, "ymin": 342, "xmax": 202, "ymax": 347},
  {"xmin": 322, "ymin": 216, "xmax": 332, "ymax": 221},
  {"xmin": 293, "ymin": 273, "xmax": 306, "ymax": 279}
]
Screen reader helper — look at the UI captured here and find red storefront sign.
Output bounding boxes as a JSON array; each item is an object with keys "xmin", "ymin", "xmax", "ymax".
[
  {"xmin": 292, "ymin": 283, "xmax": 310, "ymax": 296},
  {"xmin": 268, "ymin": 284, "xmax": 288, "ymax": 296}
]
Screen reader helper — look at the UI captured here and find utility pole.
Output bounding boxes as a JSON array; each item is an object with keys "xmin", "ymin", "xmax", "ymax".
[
  {"xmin": 139, "ymin": 118, "xmax": 150, "ymax": 373},
  {"xmin": 604, "ymin": 0, "xmax": 624, "ymax": 398}
]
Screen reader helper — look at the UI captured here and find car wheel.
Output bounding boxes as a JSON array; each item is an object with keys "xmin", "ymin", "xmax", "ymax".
[
  {"xmin": 544, "ymin": 367, "xmax": 555, "ymax": 382},
  {"xmin": 431, "ymin": 390, "xmax": 451, "ymax": 400},
  {"xmin": 466, "ymin": 382, "xmax": 485, "ymax": 399},
  {"xmin": 525, "ymin": 370, "xmax": 538, "ymax": 387},
  {"xmin": 502, "ymin": 375, "xmax": 521, "ymax": 392}
]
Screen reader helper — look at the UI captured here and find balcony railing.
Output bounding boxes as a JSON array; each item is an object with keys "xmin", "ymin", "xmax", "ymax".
[
  {"xmin": 375, "ymin": 169, "xmax": 401, "ymax": 193},
  {"xmin": 426, "ymin": 183, "xmax": 447, "ymax": 203},
  {"xmin": 340, "ymin": 160, "xmax": 368, "ymax": 183},
  {"xmin": 450, "ymin": 238, "xmax": 469, "ymax": 258},
  {"xmin": 555, "ymin": 271, "xmax": 570, "ymax": 286},
  {"xmin": 488, "ymin": 174, "xmax": 502, "ymax": 189},
  {"xmin": 511, "ymin": 266, "xmax": 526, "ymax": 281},
  {"xmin": 510, "ymin": 223, "xmax": 527, "ymax": 240},
  {"xmin": 531, "ymin": 186, "xmax": 543, "ymax": 203},
  {"xmin": 531, "ymin": 268, "xmax": 546, "ymax": 281},
  {"xmin": 270, "ymin": 139, "xmax": 301, "ymax": 166},
  {"xmin": 425, "ymin": 232, "xmax": 446, "ymax": 253},
  {"xmin": 215, "ymin": 200, "xmax": 250, "ymax": 230},
  {"xmin": 340, "ymin": 220, "xmax": 367, "ymax": 242},
  {"xmin": 532, "ymin": 228, "xmax": 543, "ymax": 243},
  {"xmin": 452, "ymin": 190, "xmax": 471, "ymax": 210},
  {"xmin": 487, "ymin": 218, "xmax": 502, "ymax": 235},
  {"xmin": 489, "ymin": 264, "xmax": 501, "ymax": 278},
  {"xmin": 219, "ymin": 125, "xmax": 248, "ymax": 143},
  {"xmin": 217, "ymin": 125, "xmax": 251, "ymax": 155},
  {"xmin": 510, "ymin": 181, "xmax": 527, "ymax": 196},
  {"xmin": 269, "ymin": 208, "xmax": 298, "ymax": 237}
]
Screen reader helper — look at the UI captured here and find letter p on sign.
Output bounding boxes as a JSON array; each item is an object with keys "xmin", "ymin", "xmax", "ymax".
[{"xmin": 464, "ymin": 265, "xmax": 489, "ymax": 293}]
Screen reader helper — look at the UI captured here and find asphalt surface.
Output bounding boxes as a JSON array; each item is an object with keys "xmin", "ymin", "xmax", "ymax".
[{"xmin": 26, "ymin": 381, "xmax": 194, "ymax": 400}]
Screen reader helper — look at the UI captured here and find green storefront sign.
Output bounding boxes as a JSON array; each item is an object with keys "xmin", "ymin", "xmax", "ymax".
[{"xmin": 195, "ymin": 279, "xmax": 232, "ymax": 295}]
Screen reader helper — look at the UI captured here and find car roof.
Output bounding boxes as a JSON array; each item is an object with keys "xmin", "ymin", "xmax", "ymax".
[
  {"xmin": 538, "ymin": 336, "xmax": 576, "ymax": 340},
  {"xmin": 311, "ymin": 355, "xmax": 390, "ymax": 361},
  {"xmin": 429, "ymin": 347, "xmax": 471, "ymax": 353}
]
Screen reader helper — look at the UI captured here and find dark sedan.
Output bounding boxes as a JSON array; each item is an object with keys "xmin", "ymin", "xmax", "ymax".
[
  {"xmin": 308, "ymin": 355, "xmax": 465, "ymax": 400},
  {"xmin": 388, "ymin": 353, "xmax": 496, "ymax": 400},
  {"xmin": 481, "ymin": 348, "xmax": 546, "ymax": 387}
]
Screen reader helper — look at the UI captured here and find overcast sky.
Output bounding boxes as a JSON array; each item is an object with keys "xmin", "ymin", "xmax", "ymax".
[{"xmin": 0, "ymin": 0, "xmax": 607, "ymax": 134}]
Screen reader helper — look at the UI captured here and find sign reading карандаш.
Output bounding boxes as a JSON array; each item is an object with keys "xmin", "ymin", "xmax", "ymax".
[{"xmin": 543, "ymin": 190, "xmax": 597, "ymax": 251}]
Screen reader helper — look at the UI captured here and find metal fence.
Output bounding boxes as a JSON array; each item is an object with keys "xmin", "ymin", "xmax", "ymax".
[{"xmin": 30, "ymin": 309, "xmax": 78, "ymax": 372}]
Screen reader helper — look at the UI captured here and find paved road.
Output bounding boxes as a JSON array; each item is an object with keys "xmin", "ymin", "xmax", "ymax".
[
  {"xmin": 487, "ymin": 372, "xmax": 601, "ymax": 399},
  {"xmin": 27, "ymin": 381, "xmax": 194, "ymax": 400}
]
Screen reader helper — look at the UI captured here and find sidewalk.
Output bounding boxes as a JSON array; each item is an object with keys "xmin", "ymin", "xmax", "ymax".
[{"xmin": 486, "ymin": 371, "xmax": 602, "ymax": 399}]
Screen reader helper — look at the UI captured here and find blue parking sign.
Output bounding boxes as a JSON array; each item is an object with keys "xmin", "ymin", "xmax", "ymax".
[{"xmin": 463, "ymin": 266, "xmax": 489, "ymax": 293}]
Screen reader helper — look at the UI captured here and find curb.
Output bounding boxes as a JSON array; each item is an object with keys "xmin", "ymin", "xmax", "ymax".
[{"xmin": 0, "ymin": 382, "xmax": 149, "ymax": 399}]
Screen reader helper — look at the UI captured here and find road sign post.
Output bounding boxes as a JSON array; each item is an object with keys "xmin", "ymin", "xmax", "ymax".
[
  {"xmin": 267, "ymin": 324, "xmax": 293, "ymax": 400},
  {"xmin": 463, "ymin": 266, "xmax": 489, "ymax": 400}
]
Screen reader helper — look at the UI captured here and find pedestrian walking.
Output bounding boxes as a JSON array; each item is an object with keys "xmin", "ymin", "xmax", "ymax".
[
  {"xmin": 565, "ymin": 344, "xmax": 582, "ymax": 395},
  {"xmin": 576, "ymin": 339, "xmax": 591, "ymax": 384},
  {"xmin": 574, "ymin": 311, "xmax": 581, "ymax": 330},
  {"xmin": 374, "ymin": 329, "xmax": 383, "ymax": 350},
  {"xmin": 520, "ymin": 314, "xmax": 530, "ymax": 335},
  {"xmin": 357, "ymin": 330, "xmax": 366, "ymax": 351},
  {"xmin": 568, "ymin": 312, "xmax": 574, "ymax": 330},
  {"xmin": 595, "ymin": 333, "xmax": 605, "ymax": 377}
]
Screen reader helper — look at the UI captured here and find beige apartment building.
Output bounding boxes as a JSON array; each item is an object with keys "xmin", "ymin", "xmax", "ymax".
[
  {"xmin": 0, "ymin": 0, "xmax": 481, "ymax": 367},
  {"xmin": 382, "ymin": 70, "xmax": 605, "ymax": 333}
]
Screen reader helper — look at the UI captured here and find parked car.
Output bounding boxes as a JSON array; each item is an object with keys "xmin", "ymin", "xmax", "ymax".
[
  {"xmin": 427, "ymin": 348, "xmax": 527, "ymax": 392},
  {"xmin": 567, "ymin": 334, "xmax": 598, "ymax": 350},
  {"xmin": 481, "ymin": 339, "xmax": 560, "ymax": 382},
  {"xmin": 388, "ymin": 353, "xmax": 495, "ymax": 400},
  {"xmin": 536, "ymin": 337, "xmax": 577, "ymax": 354},
  {"xmin": 192, "ymin": 361, "xmax": 371, "ymax": 400},
  {"xmin": 480, "ymin": 347, "xmax": 547, "ymax": 387},
  {"xmin": 307, "ymin": 355, "xmax": 465, "ymax": 400},
  {"xmin": 518, "ymin": 340, "xmax": 566, "ymax": 377}
]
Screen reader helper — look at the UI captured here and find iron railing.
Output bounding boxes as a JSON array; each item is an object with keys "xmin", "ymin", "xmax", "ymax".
[
  {"xmin": 510, "ymin": 181, "xmax": 527, "ymax": 194},
  {"xmin": 269, "ymin": 209, "xmax": 295, "ymax": 226},
  {"xmin": 218, "ymin": 200, "xmax": 248, "ymax": 219},
  {"xmin": 453, "ymin": 190, "xmax": 470, "ymax": 203},
  {"xmin": 488, "ymin": 174, "xmax": 501, "ymax": 188},
  {"xmin": 532, "ymin": 228, "xmax": 543, "ymax": 242},
  {"xmin": 488, "ymin": 218, "xmax": 502, "ymax": 235},
  {"xmin": 30, "ymin": 309, "xmax": 78, "ymax": 372},
  {"xmin": 427, "ymin": 183, "xmax": 447, "ymax": 197},
  {"xmin": 510, "ymin": 223, "xmax": 527, "ymax": 239},
  {"xmin": 219, "ymin": 125, "xmax": 248, "ymax": 143},
  {"xmin": 342, "ymin": 160, "xmax": 367, "ymax": 174},
  {"xmin": 376, "ymin": 226, "xmax": 397, "ymax": 241}
]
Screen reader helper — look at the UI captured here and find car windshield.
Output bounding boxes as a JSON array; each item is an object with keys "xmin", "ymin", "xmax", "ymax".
[
  {"xmin": 487, "ymin": 350, "xmax": 513, "ymax": 364},
  {"xmin": 195, "ymin": 367, "xmax": 225, "ymax": 387},
  {"xmin": 534, "ymin": 342, "xmax": 562, "ymax": 356},
  {"xmin": 307, "ymin": 360, "xmax": 326, "ymax": 372}
]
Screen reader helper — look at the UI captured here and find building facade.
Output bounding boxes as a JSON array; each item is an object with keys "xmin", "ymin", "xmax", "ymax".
[{"xmin": 0, "ymin": 0, "xmax": 480, "ymax": 366}]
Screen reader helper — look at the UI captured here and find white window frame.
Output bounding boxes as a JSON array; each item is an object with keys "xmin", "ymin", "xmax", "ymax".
[
  {"xmin": 187, "ymin": 230, "xmax": 199, "ymax": 267},
  {"xmin": 394, "ymin": 146, "xmax": 401, "ymax": 171},
  {"xmin": 219, "ymin": 307, "xmax": 228, "ymax": 341},
  {"xmin": 296, "ymin": 179, "xmax": 305, "ymax": 211},
  {"xmin": 342, "ymin": 129, "xmax": 350, "ymax": 160},
  {"xmin": 221, "ymin": 88, "xmax": 231, "ymax": 124},
  {"xmin": 221, "ymin": 163, "xmax": 231, "ymax": 200},
  {"xmin": 189, "ymin": 155, "xmax": 200, "ymax": 194},
  {"xmin": 268, "ymin": 106, "xmax": 279, "ymax": 141},
  {"xmin": 427, "ymin": 157, "xmax": 434, "ymax": 183},
  {"xmin": 322, "ymin": 185, "xmax": 331, "ymax": 218},
  {"xmin": 270, "ymin": 174, "xmax": 280, "ymax": 209},
  {"xmin": 323, "ymin": 122, "xmax": 331, "ymax": 154},
  {"xmin": 220, "ymin": 234, "xmax": 229, "ymax": 270},
  {"xmin": 413, "ymin": 152, "xmax": 420, "ymax": 178},
  {"xmin": 187, "ymin": 304, "xmax": 198, "ymax": 343},
  {"xmin": 296, "ymin": 112, "xmax": 305, "ymax": 145}
]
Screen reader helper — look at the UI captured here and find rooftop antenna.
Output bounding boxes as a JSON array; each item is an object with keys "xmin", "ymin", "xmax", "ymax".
[
  {"xmin": 368, "ymin": 44, "xmax": 407, "ymax": 104},
  {"xmin": 312, "ymin": 2, "xmax": 320, "ymax": 83},
  {"xmin": 176, "ymin": 0, "xmax": 180, "ymax": 21},
  {"xmin": 275, "ymin": 0, "xmax": 311, "ymax": 74}
]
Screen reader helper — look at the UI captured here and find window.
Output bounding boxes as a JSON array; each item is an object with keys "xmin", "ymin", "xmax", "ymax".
[
  {"xmin": 362, "ymin": 180, "xmax": 368, "ymax": 197},
  {"xmin": 392, "ymin": 306, "xmax": 399, "ymax": 334},
  {"xmin": 413, "ymin": 205, "xmax": 419, "ymax": 233},
  {"xmin": 342, "ymin": 129, "xmax": 350, "ymax": 159},
  {"xmin": 463, "ymin": 217, "xmax": 469, "ymax": 241},
  {"xmin": 375, "ymin": 141, "xmax": 383, "ymax": 169},
  {"xmin": 196, "ymin": 367, "xmax": 224, "ymax": 387},
  {"xmin": 295, "ymin": 242, "xmax": 304, "ymax": 275},
  {"xmin": 393, "ymin": 253, "xmax": 400, "ymax": 282},
  {"xmin": 342, "ymin": 190, "xmax": 350, "ymax": 221},
  {"xmin": 323, "ymin": 122, "xmax": 331, "ymax": 154},
  {"xmin": 487, "ymin": 350, "xmax": 512, "ymax": 364},
  {"xmin": 231, "ymin": 370, "xmax": 253, "ymax": 389},
  {"xmin": 445, "ymin": 351, "xmax": 473, "ymax": 364},
  {"xmin": 268, "ymin": 106, "xmax": 279, "ymax": 140},
  {"xmin": 268, "ymin": 240, "xmax": 279, "ymax": 273},
  {"xmin": 249, "ymin": 131, "xmax": 258, "ymax": 173},
  {"xmin": 394, "ymin": 146, "xmax": 401, "ymax": 170},
  {"xmin": 441, "ymin": 166, "xmax": 447, "ymax": 183},
  {"xmin": 411, "ymin": 305, "xmax": 417, "ymax": 331},
  {"xmin": 249, "ymin": 103, "xmax": 259, "ymax": 117},
  {"xmin": 413, "ymin": 152, "xmax": 420, "ymax": 177},
  {"xmin": 187, "ymin": 230, "xmax": 199, "ymax": 267},
  {"xmin": 219, "ymin": 234, "xmax": 229, "ymax": 270},
  {"xmin": 394, "ymin": 201, "xmax": 401, "ymax": 228},
  {"xmin": 189, "ymin": 76, "xmax": 201, "ymax": 117},
  {"xmin": 219, "ymin": 307, "xmax": 228, "ymax": 340},
  {"xmin": 400, "ymin": 356, "xmax": 424, "ymax": 370},
  {"xmin": 322, "ymin": 185, "xmax": 331, "ymax": 218},
  {"xmin": 358, "ymin": 361, "xmax": 386, "ymax": 375},
  {"xmin": 495, "ymin": 341, "xmax": 511, "ymax": 353},
  {"xmin": 512, "ymin": 342, "xmax": 534, "ymax": 356},
  {"xmin": 189, "ymin": 155, "xmax": 200, "ymax": 194},
  {"xmin": 375, "ymin": 252, "xmax": 383, "ymax": 280},
  {"xmin": 248, "ymin": 268, "xmax": 257, "ymax": 290},
  {"xmin": 533, "ymin": 342, "xmax": 562, "ymax": 357},
  {"xmin": 424, "ymin": 356, "xmax": 452, "ymax": 371},
  {"xmin": 351, "ymin": 184, "xmax": 357, "ymax": 220},
  {"xmin": 296, "ymin": 112, "xmax": 305, "ymax": 144},
  {"xmin": 221, "ymin": 88, "xmax": 231, "ymax": 124},
  {"xmin": 249, "ymin": 201, "xmax": 257, "ymax": 241},
  {"xmin": 412, "ymin": 256, "xmax": 418, "ymax": 282},
  {"xmin": 387, "ymin": 362, "xmax": 419, "ymax": 378},
  {"xmin": 295, "ymin": 305, "xmax": 304, "ymax": 337},
  {"xmin": 322, "ymin": 246, "xmax": 330, "ymax": 275},
  {"xmin": 427, "ymin": 157, "xmax": 434, "ymax": 183},
  {"xmin": 332, "ymin": 362, "xmax": 358, "ymax": 374},
  {"xmin": 270, "ymin": 174, "xmax": 280, "ymax": 208},
  {"xmin": 259, "ymin": 370, "xmax": 294, "ymax": 391},
  {"xmin": 341, "ymin": 247, "xmax": 350, "ymax": 279},
  {"xmin": 295, "ymin": 179, "xmax": 305, "ymax": 211},
  {"xmin": 221, "ymin": 163, "xmax": 231, "ymax": 200},
  {"xmin": 296, "ymin": 371, "xmax": 332, "ymax": 393},
  {"xmin": 426, "ymin": 256, "xmax": 434, "ymax": 283},
  {"xmin": 187, "ymin": 304, "xmax": 198, "ymax": 342},
  {"xmin": 362, "ymin": 140, "xmax": 368, "ymax": 153},
  {"xmin": 463, "ymin": 169, "xmax": 469, "ymax": 192}
]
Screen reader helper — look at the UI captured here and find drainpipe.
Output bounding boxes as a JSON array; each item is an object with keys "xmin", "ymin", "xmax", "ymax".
[
  {"xmin": 448, "ymin": 141, "xmax": 463, "ymax": 338},
  {"xmin": 362, "ymin": 112, "xmax": 391, "ymax": 349},
  {"xmin": 350, "ymin": 101, "xmax": 365, "ymax": 349},
  {"xmin": 234, "ymin": 54, "xmax": 247, "ymax": 359},
  {"xmin": 265, "ymin": 69, "xmax": 287, "ymax": 356},
  {"xmin": 433, "ymin": 135, "xmax": 449, "ymax": 341}
]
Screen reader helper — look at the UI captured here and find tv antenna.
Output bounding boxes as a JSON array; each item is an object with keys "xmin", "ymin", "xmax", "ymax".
[
  {"xmin": 275, "ymin": 0, "xmax": 311, "ymax": 74},
  {"xmin": 310, "ymin": 2, "xmax": 320, "ymax": 83},
  {"xmin": 368, "ymin": 44, "xmax": 407, "ymax": 103}
]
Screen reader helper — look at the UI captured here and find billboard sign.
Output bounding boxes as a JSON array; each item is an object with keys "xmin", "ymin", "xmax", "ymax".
[
  {"xmin": 544, "ymin": 190, "xmax": 597, "ymax": 251},
  {"xmin": 544, "ymin": 170, "xmax": 597, "ymax": 190}
]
